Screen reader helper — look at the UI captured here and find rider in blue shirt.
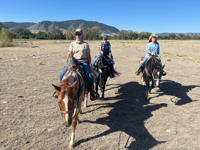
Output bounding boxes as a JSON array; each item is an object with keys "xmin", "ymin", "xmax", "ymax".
[
  {"xmin": 135, "ymin": 34, "xmax": 162, "ymax": 75},
  {"xmin": 92, "ymin": 35, "xmax": 114, "ymax": 74}
]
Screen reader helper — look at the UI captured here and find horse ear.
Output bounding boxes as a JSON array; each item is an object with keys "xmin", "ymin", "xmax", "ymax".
[
  {"xmin": 52, "ymin": 84, "xmax": 61, "ymax": 92},
  {"xmin": 69, "ymin": 81, "xmax": 77, "ymax": 90}
]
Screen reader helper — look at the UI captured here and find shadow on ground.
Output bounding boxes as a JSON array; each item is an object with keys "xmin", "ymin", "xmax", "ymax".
[
  {"xmin": 153, "ymin": 80, "xmax": 199, "ymax": 105},
  {"xmin": 76, "ymin": 81, "xmax": 168, "ymax": 149}
]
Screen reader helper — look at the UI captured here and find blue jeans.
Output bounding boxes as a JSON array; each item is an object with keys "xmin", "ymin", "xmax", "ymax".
[
  {"xmin": 137, "ymin": 56, "xmax": 148, "ymax": 71},
  {"xmin": 137, "ymin": 56, "xmax": 162, "ymax": 71},
  {"xmin": 92, "ymin": 55, "xmax": 114, "ymax": 72},
  {"xmin": 60, "ymin": 61, "xmax": 94, "ymax": 88},
  {"xmin": 156, "ymin": 57, "xmax": 162, "ymax": 67}
]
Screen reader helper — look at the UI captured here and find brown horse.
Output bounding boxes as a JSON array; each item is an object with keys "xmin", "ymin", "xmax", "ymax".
[{"xmin": 52, "ymin": 70, "xmax": 85, "ymax": 148}]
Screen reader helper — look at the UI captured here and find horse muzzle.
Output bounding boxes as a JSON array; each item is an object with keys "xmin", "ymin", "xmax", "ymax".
[{"xmin": 155, "ymin": 79, "xmax": 160, "ymax": 87}]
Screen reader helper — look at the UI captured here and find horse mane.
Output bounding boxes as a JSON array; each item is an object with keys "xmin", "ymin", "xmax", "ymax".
[
  {"xmin": 95, "ymin": 55, "xmax": 110, "ymax": 67},
  {"xmin": 58, "ymin": 70, "xmax": 76, "ymax": 99},
  {"xmin": 95, "ymin": 55, "xmax": 119, "ymax": 78},
  {"xmin": 146, "ymin": 56, "xmax": 161, "ymax": 70}
]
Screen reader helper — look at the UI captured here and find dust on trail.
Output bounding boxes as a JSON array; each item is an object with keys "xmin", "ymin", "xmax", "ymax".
[{"xmin": 0, "ymin": 40, "xmax": 200, "ymax": 150}]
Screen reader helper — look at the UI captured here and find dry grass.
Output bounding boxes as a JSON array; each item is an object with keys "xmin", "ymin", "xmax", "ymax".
[{"xmin": 0, "ymin": 40, "xmax": 200, "ymax": 150}]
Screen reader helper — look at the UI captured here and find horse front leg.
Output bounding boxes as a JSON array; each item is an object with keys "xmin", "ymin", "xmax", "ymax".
[
  {"xmin": 69, "ymin": 117, "xmax": 77, "ymax": 148},
  {"xmin": 142, "ymin": 77, "xmax": 146, "ymax": 86},
  {"xmin": 145, "ymin": 78, "xmax": 149, "ymax": 99},
  {"xmin": 101, "ymin": 78, "xmax": 107, "ymax": 99},
  {"xmin": 149, "ymin": 80, "xmax": 154, "ymax": 94},
  {"xmin": 84, "ymin": 92, "xmax": 88, "ymax": 108},
  {"xmin": 95, "ymin": 77, "xmax": 99, "ymax": 98}
]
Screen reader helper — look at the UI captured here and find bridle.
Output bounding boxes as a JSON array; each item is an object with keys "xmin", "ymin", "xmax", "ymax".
[{"xmin": 57, "ymin": 55, "xmax": 83, "ymax": 122}]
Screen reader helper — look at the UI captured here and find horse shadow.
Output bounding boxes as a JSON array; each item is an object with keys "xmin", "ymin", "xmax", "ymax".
[
  {"xmin": 152, "ymin": 80, "xmax": 199, "ymax": 105},
  {"xmin": 76, "ymin": 81, "xmax": 168, "ymax": 149}
]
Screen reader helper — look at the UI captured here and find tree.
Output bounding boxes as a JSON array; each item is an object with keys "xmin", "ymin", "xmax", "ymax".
[
  {"xmin": 50, "ymin": 29, "xmax": 65, "ymax": 39},
  {"xmin": 191, "ymin": 34, "xmax": 200, "ymax": 40},
  {"xmin": 163, "ymin": 35, "xmax": 168, "ymax": 39},
  {"xmin": 168, "ymin": 33, "xmax": 176, "ymax": 40},
  {"xmin": 66, "ymin": 27, "xmax": 76, "ymax": 40},
  {"xmin": 138, "ymin": 32, "xmax": 151, "ymax": 40},
  {"xmin": 0, "ymin": 28, "xmax": 10, "ymax": 39},
  {"xmin": 14, "ymin": 28, "xmax": 33, "ymax": 39},
  {"xmin": 36, "ymin": 31, "xmax": 47, "ymax": 39},
  {"xmin": 0, "ymin": 22, "xmax": 7, "ymax": 34},
  {"xmin": 0, "ymin": 27, "xmax": 14, "ymax": 47},
  {"xmin": 175, "ymin": 33, "xmax": 185, "ymax": 40}
]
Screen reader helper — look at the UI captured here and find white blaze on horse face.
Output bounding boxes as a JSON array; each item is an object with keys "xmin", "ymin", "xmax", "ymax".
[
  {"xmin": 63, "ymin": 95, "xmax": 69, "ymax": 123},
  {"xmin": 156, "ymin": 72, "xmax": 160, "ymax": 86}
]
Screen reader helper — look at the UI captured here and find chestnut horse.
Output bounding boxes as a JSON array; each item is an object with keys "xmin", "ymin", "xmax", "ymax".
[{"xmin": 52, "ymin": 69, "xmax": 85, "ymax": 148}]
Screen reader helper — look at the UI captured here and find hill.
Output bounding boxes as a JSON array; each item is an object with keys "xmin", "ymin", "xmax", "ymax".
[{"xmin": 3, "ymin": 20, "xmax": 119, "ymax": 35}]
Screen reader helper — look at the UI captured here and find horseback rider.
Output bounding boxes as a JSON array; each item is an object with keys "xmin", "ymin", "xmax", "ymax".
[
  {"xmin": 135, "ymin": 34, "xmax": 163, "ymax": 75},
  {"xmin": 92, "ymin": 35, "xmax": 115, "ymax": 77},
  {"xmin": 59, "ymin": 29, "xmax": 98, "ymax": 100}
]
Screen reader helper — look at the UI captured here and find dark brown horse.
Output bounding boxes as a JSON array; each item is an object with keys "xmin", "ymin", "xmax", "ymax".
[
  {"xmin": 141, "ymin": 55, "xmax": 166, "ymax": 99},
  {"xmin": 52, "ymin": 70, "xmax": 84, "ymax": 148},
  {"xmin": 93, "ymin": 55, "xmax": 119, "ymax": 99}
]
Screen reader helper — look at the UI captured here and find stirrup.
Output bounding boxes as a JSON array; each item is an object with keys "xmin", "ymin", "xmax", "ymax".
[
  {"xmin": 135, "ymin": 71, "xmax": 140, "ymax": 75},
  {"xmin": 90, "ymin": 91, "xmax": 99, "ymax": 100}
]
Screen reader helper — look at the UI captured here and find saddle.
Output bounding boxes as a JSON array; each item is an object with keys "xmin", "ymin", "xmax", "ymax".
[{"xmin": 67, "ymin": 64, "xmax": 92, "ymax": 94}]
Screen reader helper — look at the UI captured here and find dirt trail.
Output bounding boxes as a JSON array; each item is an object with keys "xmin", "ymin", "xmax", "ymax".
[{"xmin": 0, "ymin": 40, "xmax": 200, "ymax": 150}]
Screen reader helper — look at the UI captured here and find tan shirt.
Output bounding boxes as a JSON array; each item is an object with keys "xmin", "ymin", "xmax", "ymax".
[{"xmin": 68, "ymin": 41, "xmax": 90, "ymax": 63}]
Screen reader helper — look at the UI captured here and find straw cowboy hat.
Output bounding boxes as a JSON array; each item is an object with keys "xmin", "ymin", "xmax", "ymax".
[{"xmin": 149, "ymin": 34, "xmax": 158, "ymax": 40}]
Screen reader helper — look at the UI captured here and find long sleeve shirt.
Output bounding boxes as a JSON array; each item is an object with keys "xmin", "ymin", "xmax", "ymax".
[
  {"xmin": 97, "ymin": 41, "xmax": 112, "ymax": 57},
  {"xmin": 145, "ymin": 42, "xmax": 160, "ymax": 57}
]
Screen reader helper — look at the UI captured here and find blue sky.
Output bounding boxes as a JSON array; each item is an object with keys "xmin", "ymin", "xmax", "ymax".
[{"xmin": 0, "ymin": 0, "xmax": 200, "ymax": 33}]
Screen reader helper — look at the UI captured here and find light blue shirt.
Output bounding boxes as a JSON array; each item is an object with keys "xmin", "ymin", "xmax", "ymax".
[{"xmin": 145, "ymin": 42, "xmax": 160, "ymax": 57}]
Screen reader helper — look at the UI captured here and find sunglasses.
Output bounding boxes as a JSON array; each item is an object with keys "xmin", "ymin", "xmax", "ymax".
[
  {"xmin": 104, "ymin": 38, "xmax": 108, "ymax": 40},
  {"xmin": 75, "ymin": 34, "xmax": 81, "ymax": 36}
]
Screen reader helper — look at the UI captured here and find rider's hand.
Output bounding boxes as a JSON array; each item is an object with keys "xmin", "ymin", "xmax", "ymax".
[
  {"xmin": 89, "ymin": 65, "xmax": 93, "ymax": 72},
  {"xmin": 151, "ymin": 53, "xmax": 155, "ymax": 55},
  {"xmin": 100, "ymin": 51, "xmax": 104, "ymax": 55},
  {"xmin": 67, "ymin": 51, "xmax": 73, "ymax": 57},
  {"xmin": 109, "ymin": 55, "xmax": 112, "ymax": 59},
  {"xmin": 158, "ymin": 54, "xmax": 161, "ymax": 59}
]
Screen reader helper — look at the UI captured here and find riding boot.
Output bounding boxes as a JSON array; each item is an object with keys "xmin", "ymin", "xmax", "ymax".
[
  {"xmin": 161, "ymin": 64, "xmax": 167, "ymax": 76},
  {"xmin": 90, "ymin": 86, "xmax": 99, "ymax": 100},
  {"xmin": 135, "ymin": 68, "xmax": 141, "ymax": 75}
]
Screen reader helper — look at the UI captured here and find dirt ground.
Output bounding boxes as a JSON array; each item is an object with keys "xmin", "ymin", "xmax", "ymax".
[{"xmin": 0, "ymin": 40, "xmax": 200, "ymax": 150}]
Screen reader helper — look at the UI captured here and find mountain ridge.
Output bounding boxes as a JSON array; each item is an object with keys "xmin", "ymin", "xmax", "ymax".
[
  {"xmin": 2, "ymin": 20, "xmax": 200, "ymax": 36},
  {"xmin": 3, "ymin": 20, "xmax": 120, "ymax": 35}
]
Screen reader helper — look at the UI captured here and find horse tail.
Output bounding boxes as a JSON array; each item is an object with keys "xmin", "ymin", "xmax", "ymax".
[{"xmin": 111, "ymin": 69, "xmax": 120, "ymax": 78}]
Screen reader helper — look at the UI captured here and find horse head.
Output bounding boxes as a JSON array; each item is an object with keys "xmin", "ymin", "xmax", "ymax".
[
  {"xmin": 52, "ymin": 71, "xmax": 77, "ymax": 127},
  {"xmin": 96, "ymin": 55, "xmax": 110, "ymax": 83},
  {"xmin": 150, "ymin": 56, "xmax": 164, "ymax": 87}
]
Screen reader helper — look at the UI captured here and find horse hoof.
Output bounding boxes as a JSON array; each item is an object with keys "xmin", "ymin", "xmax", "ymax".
[
  {"xmin": 149, "ymin": 91, "xmax": 151, "ymax": 94},
  {"xmin": 69, "ymin": 143, "xmax": 74, "ymax": 149}
]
